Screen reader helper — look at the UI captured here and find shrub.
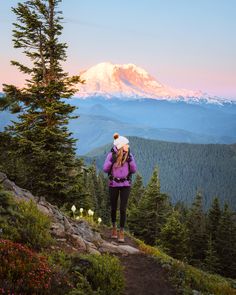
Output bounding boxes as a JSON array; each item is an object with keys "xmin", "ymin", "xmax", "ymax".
[
  {"xmin": 47, "ymin": 251, "xmax": 124, "ymax": 295},
  {"xmin": 71, "ymin": 253, "xmax": 125, "ymax": 295},
  {"xmin": 42, "ymin": 250, "xmax": 76, "ymax": 295},
  {"xmin": 0, "ymin": 193, "xmax": 54, "ymax": 250},
  {"xmin": 48, "ymin": 251, "xmax": 124, "ymax": 295},
  {"xmin": 0, "ymin": 239, "xmax": 52, "ymax": 294}
]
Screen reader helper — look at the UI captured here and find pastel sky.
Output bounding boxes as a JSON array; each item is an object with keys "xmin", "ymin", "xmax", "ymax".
[{"xmin": 1, "ymin": 0, "xmax": 236, "ymax": 99}]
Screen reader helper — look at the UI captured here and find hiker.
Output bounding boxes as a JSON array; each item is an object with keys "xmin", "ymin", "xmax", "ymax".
[{"xmin": 103, "ymin": 132, "xmax": 137, "ymax": 242}]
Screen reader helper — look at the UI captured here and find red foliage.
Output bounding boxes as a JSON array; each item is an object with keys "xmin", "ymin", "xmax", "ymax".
[{"xmin": 0, "ymin": 239, "xmax": 52, "ymax": 294}]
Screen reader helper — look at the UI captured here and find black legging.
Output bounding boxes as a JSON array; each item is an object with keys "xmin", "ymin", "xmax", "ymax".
[{"xmin": 109, "ymin": 186, "xmax": 131, "ymax": 228}]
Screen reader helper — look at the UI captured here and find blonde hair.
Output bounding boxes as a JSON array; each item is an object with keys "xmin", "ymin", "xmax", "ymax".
[
  {"xmin": 113, "ymin": 132, "xmax": 129, "ymax": 167},
  {"xmin": 114, "ymin": 146, "xmax": 129, "ymax": 167}
]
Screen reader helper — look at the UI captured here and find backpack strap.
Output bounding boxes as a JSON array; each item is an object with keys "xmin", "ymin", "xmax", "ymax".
[
  {"xmin": 126, "ymin": 149, "xmax": 132, "ymax": 182},
  {"xmin": 108, "ymin": 147, "xmax": 116, "ymax": 177}
]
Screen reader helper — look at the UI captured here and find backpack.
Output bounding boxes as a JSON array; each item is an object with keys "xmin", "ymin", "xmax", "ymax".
[{"xmin": 108, "ymin": 147, "xmax": 132, "ymax": 183}]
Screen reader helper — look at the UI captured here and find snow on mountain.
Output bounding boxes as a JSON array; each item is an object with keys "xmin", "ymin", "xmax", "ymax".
[{"xmin": 76, "ymin": 62, "xmax": 234, "ymax": 105}]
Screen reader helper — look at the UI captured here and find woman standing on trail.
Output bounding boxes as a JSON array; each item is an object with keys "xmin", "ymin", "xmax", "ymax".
[{"xmin": 103, "ymin": 133, "xmax": 137, "ymax": 242}]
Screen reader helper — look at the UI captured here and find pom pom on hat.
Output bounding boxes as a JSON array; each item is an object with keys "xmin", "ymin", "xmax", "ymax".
[
  {"xmin": 113, "ymin": 132, "xmax": 119, "ymax": 140},
  {"xmin": 113, "ymin": 132, "xmax": 129, "ymax": 149}
]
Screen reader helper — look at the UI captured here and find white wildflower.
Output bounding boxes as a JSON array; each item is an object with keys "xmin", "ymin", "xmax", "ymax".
[{"xmin": 71, "ymin": 205, "xmax": 76, "ymax": 213}]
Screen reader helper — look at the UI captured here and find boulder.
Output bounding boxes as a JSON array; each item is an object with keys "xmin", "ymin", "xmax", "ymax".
[
  {"xmin": 98, "ymin": 241, "xmax": 141, "ymax": 255},
  {"xmin": 70, "ymin": 234, "xmax": 87, "ymax": 251},
  {"xmin": 51, "ymin": 223, "xmax": 66, "ymax": 238}
]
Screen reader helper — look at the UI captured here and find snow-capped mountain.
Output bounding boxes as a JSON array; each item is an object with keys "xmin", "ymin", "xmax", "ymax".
[{"xmin": 76, "ymin": 62, "xmax": 233, "ymax": 105}]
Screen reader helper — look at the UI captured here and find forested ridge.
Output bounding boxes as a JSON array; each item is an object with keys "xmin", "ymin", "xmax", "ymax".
[{"xmin": 84, "ymin": 136, "xmax": 236, "ymax": 209}]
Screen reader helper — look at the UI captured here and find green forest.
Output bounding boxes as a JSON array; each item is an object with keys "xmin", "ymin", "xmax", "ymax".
[
  {"xmin": 0, "ymin": 0, "xmax": 236, "ymax": 294},
  {"xmin": 84, "ymin": 136, "xmax": 236, "ymax": 209}
]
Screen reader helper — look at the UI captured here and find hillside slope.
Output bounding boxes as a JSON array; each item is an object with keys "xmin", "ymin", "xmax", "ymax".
[{"xmin": 1, "ymin": 172, "xmax": 236, "ymax": 295}]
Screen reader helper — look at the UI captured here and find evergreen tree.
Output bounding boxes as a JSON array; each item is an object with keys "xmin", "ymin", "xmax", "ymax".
[
  {"xmin": 127, "ymin": 173, "xmax": 145, "ymax": 234},
  {"xmin": 86, "ymin": 163, "xmax": 98, "ymax": 211},
  {"xmin": 60, "ymin": 157, "xmax": 87, "ymax": 209},
  {"xmin": 203, "ymin": 197, "xmax": 222, "ymax": 274},
  {"xmin": 204, "ymin": 234, "xmax": 220, "ymax": 273},
  {"xmin": 79, "ymin": 167, "xmax": 95, "ymax": 210},
  {"xmin": 216, "ymin": 203, "xmax": 236, "ymax": 278},
  {"xmin": 158, "ymin": 210, "xmax": 189, "ymax": 260},
  {"xmin": 0, "ymin": 0, "xmax": 84, "ymax": 204},
  {"xmin": 128, "ymin": 166, "xmax": 171, "ymax": 245},
  {"xmin": 186, "ymin": 191, "xmax": 207, "ymax": 265},
  {"xmin": 174, "ymin": 200, "xmax": 189, "ymax": 224},
  {"xmin": 96, "ymin": 171, "xmax": 106, "ymax": 217},
  {"xmin": 207, "ymin": 197, "xmax": 221, "ymax": 241},
  {"xmin": 0, "ymin": 133, "xmax": 21, "ymax": 181},
  {"xmin": 127, "ymin": 173, "xmax": 145, "ymax": 230},
  {"xmin": 128, "ymin": 173, "xmax": 145, "ymax": 210},
  {"xmin": 99, "ymin": 174, "xmax": 111, "ymax": 225}
]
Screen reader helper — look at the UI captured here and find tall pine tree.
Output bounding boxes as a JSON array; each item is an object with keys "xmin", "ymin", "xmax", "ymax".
[
  {"xmin": 203, "ymin": 197, "xmax": 222, "ymax": 273},
  {"xmin": 216, "ymin": 203, "xmax": 236, "ymax": 278},
  {"xmin": 128, "ymin": 166, "xmax": 171, "ymax": 245},
  {"xmin": 207, "ymin": 197, "xmax": 221, "ymax": 241},
  {"xmin": 158, "ymin": 209, "xmax": 189, "ymax": 260},
  {"xmin": 127, "ymin": 173, "xmax": 145, "ymax": 228},
  {"xmin": 128, "ymin": 173, "xmax": 145, "ymax": 209},
  {"xmin": 0, "ymin": 0, "xmax": 84, "ymax": 204},
  {"xmin": 204, "ymin": 233, "xmax": 220, "ymax": 273},
  {"xmin": 186, "ymin": 191, "xmax": 207, "ymax": 266},
  {"xmin": 99, "ymin": 173, "xmax": 111, "ymax": 225}
]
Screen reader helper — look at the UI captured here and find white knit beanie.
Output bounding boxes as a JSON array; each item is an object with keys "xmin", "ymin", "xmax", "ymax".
[{"xmin": 113, "ymin": 133, "xmax": 129, "ymax": 149}]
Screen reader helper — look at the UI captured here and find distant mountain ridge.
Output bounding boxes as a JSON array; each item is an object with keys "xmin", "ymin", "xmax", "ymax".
[
  {"xmin": 83, "ymin": 136, "xmax": 236, "ymax": 210},
  {"xmin": 69, "ymin": 97, "xmax": 236, "ymax": 153},
  {"xmin": 77, "ymin": 62, "xmax": 235, "ymax": 105},
  {"xmin": 1, "ymin": 96, "xmax": 236, "ymax": 154}
]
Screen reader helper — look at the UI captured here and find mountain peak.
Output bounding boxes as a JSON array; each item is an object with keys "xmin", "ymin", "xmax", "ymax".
[{"xmin": 77, "ymin": 62, "xmax": 231, "ymax": 104}]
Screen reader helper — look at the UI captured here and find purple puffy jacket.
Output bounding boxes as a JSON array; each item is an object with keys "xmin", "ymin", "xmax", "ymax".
[{"xmin": 103, "ymin": 146, "xmax": 137, "ymax": 187}]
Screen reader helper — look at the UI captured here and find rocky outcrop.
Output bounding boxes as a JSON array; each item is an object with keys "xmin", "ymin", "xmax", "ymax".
[{"xmin": 0, "ymin": 172, "xmax": 140, "ymax": 255}]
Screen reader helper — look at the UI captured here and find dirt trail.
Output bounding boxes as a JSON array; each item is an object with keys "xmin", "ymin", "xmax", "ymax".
[{"xmin": 100, "ymin": 227, "xmax": 177, "ymax": 295}]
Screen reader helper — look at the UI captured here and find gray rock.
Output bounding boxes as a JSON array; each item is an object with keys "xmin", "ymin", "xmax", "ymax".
[
  {"xmin": 84, "ymin": 240, "xmax": 98, "ymax": 250},
  {"xmin": 63, "ymin": 216, "xmax": 74, "ymax": 234},
  {"xmin": 37, "ymin": 203, "xmax": 52, "ymax": 216},
  {"xmin": 0, "ymin": 172, "xmax": 34, "ymax": 201},
  {"xmin": 51, "ymin": 223, "xmax": 66, "ymax": 238},
  {"xmin": 87, "ymin": 247, "xmax": 101, "ymax": 255},
  {"xmin": 71, "ymin": 220, "xmax": 103, "ymax": 243},
  {"xmin": 98, "ymin": 240, "xmax": 140, "ymax": 254},
  {"xmin": 117, "ymin": 245, "xmax": 140, "ymax": 254},
  {"xmin": 70, "ymin": 234, "xmax": 87, "ymax": 250},
  {"xmin": 56, "ymin": 238, "xmax": 67, "ymax": 242}
]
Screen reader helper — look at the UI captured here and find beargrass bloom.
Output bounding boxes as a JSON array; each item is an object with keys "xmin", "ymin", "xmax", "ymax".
[{"xmin": 71, "ymin": 205, "xmax": 76, "ymax": 213}]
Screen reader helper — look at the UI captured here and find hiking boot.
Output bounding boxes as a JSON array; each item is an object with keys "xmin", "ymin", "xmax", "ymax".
[
  {"xmin": 118, "ymin": 230, "xmax": 125, "ymax": 242},
  {"xmin": 111, "ymin": 227, "xmax": 118, "ymax": 239}
]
